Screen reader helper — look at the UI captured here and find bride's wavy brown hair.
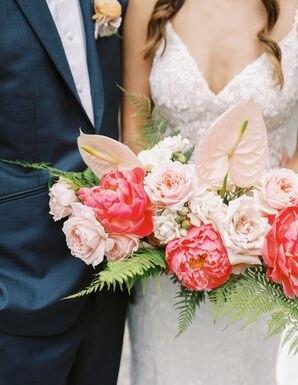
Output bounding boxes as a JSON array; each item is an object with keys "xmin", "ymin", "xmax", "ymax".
[{"xmin": 144, "ymin": 0, "xmax": 284, "ymax": 87}]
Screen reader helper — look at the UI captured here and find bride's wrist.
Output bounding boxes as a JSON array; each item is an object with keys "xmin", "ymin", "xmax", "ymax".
[{"xmin": 285, "ymin": 151, "xmax": 298, "ymax": 172}]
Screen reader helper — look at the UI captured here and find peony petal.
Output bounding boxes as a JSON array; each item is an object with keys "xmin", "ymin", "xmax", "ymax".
[
  {"xmin": 78, "ymin": 131, "xmax": 143, "ymax": 179},
  {"xmin": 195, "ymin": 99, "xmax": 268, "ymax": 188}
]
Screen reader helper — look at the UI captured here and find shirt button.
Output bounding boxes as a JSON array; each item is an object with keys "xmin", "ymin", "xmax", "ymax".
[
  {"xmin": 77, "ymin": 85, "xmax": 83, "ymax": 94},
  {"xmin": 66, "ymin": 33, "xmax": 74, "ymax": 41}
]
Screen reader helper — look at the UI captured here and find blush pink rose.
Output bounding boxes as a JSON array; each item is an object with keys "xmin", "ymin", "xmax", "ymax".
[
  {"xmin": 105, "ymin": 234, "xmax": 139, "ymax": 261},
  {"xmin": 256, "ymin": 168, "xmax": 298, "ymax": 214},
  {"xmin": 62, "ymin": 203, "xmax": 107, "ymax": 267},
  {"xmin": 166, "ymin": 225, "xmax": 232, "ymax": 291},
  {"xmin": 49, "ymin": 180, "xmax": 78, "ymax": 221},
  {"xmin": 144, "ymin": 162, "xmax": 197, "ymax": 210},
  {"xmin": 79, "ymin": 167, "xmax": 153, "ymax": 237},
  {"xmin": 262, "ymin": 204, "xmax": 298, "ymax": 298}
]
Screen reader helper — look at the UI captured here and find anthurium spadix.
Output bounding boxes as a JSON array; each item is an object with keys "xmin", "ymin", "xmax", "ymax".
[
  {"xmin": 195, "ymin": 99, "xmax": 268, "ymax": 188},
  {"xmin": 78, "ymin": 131, "xmax": 143, "ymax": 178}
]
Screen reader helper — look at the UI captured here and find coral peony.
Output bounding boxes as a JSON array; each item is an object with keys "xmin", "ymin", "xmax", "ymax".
[
  {"xmin": 262, "ymin": 204, "xmax": 298, "ymax": 298},
  {"xmin": 166, "ymin": 225, "xmax": 232, "ymax": 291},
  {"xmin": 79, "ymin": 167, "xmax": 153, "ymax": 237}
]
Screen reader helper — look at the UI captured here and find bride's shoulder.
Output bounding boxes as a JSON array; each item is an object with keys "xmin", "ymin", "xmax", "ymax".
[
  {"xmin": 126, "ymin": 0, "xmax": 157, "ymax": 21},
  {"xmin": 124, "ymin": 0, "xmax": 157, "ymax": 38}
]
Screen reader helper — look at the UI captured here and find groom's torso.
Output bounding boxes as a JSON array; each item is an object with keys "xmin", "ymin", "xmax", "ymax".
[{"xmin": 0, "ymin": 0, "xmax": 124, "ymax": 336}]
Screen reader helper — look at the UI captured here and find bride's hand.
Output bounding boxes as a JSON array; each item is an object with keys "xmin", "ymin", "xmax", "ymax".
[{"xmin": 284, "ymin": 152, "xmax": 298, "ymax": 173}]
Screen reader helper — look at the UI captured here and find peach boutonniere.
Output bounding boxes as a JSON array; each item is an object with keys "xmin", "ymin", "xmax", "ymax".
[{"xmin": 93, "ymin": 0, "xmax": 122, "ymax": 38}]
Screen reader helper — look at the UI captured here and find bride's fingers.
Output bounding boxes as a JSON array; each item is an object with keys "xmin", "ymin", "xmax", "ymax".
[{"xmin": 280, "ymin": 150, "xmax": 290, "ymax": 167}]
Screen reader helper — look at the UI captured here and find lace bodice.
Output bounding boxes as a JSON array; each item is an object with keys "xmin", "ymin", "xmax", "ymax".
[{"xmin": 150, "ymin": 10, "xmax": 298, "ymax": 168}]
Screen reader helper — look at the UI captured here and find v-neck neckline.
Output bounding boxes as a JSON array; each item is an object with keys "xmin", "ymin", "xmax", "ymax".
[{"xmin": 168, "ymin": 8, "xmax": 298, "ymax": 98}]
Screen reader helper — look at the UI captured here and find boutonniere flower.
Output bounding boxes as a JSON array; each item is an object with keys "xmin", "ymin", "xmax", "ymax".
[{"xmin": 93, "ymin": 0, "xmax": 122, "ymax": 39}]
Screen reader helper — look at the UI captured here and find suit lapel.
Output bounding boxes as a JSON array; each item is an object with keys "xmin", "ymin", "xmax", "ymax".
[
  {"xmin": 79, "ymin": 0, "xmax": 104, "ymax": 132},
  {"xmin": 15, "ymin": 0, "xmax": 96, "ymax": 127}
]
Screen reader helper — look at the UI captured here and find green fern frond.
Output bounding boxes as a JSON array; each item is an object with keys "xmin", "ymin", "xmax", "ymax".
[
  {"xmin": 209, "ymin": 266, "xmax": 298, "ymax": 354},
  {"xmin": 175, "ymin": 286, "xmax": 205, "ymax": 337},
  {"xmin": 63, "ymin": 274, "xmax": 102, "ymax": 299},
  {"xmin": 183, "ymin": 146, "xmax": 195, "ymax": 163},
  {"xmin": 120, "ymin": 86, "xmax": 170, "ymax": 148},
  {"xmin": 1, "ymin": 160, "xmax": 99, "ymax": 190},
  {"xmin": 65, "ymin": 248, "xmax": 166, "ymax": 299},
  {"xmin": 119, "ymin": 86, "xmax": 152, "ymax": 117}
]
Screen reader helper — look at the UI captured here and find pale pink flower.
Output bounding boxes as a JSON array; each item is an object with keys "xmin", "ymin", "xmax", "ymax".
[
  {"xmin": 144, "ymin": 162, "xmax": 197, "ymax": 210},
  {"xmin": 219, "ymin": 195, "xmax": 270, "ymax": 273},
  {"xmin": 78, "ymin": 131, "xmax": 143, "ymax": 179},
  {"xmin": 63, "ymin": 203, "xmax": 107, "ymax": 267},
  {"xmin": 255, "ymin": 168, "xmax": 298, "ymax": 215},
  {"xmin": 49, "ymin": 180, "xmax": 77, "ymax": 221},
  {"xmin": 195, "ymin": 99, "xmax": 268, "ymax": 188},
  {"xmin": 105, "ymin": 234, "xmax": 139, "ymax": 261}
]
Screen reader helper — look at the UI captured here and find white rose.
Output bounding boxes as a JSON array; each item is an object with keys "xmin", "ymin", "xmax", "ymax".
[
  {"xmin": 138, "ymin": 146, "xmax": 172, "ymax": 172},
  {"xmin": 188, "ymin": 191, "xmax": 226, "ymax": 229},
  {"xmin": 153, "ymin": 209, "xmax": 184, "ymax": 244},
  {"xmin": 158, "ymin": 135, "xmax": 189, "ymax": 154},
  {"xmin": 144, "ymin": 162, "xmax": 197, "ymax": 210},
  {"xmin": 63, "ymin": 203, "xmax": 107, "ymax": 267},
  {"xmin": 255, "ymin": 168, "xmax": 298, "ymax": 215},
  {"xmin": 219, "ymin": 195, "xmax": 271, "ymax": 273},
  {"xmin": 138, "ymin": 135, "xmax": 190, "ymax": 172},
  {"xmin": 49, "ymin": 180, "xmax": 78, "ymax": 221}
]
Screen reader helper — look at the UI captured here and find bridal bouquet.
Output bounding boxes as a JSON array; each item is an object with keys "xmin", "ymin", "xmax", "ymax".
[{"xmin": 7, "ymin": 98, "xmax": 298, "ymax": 353}]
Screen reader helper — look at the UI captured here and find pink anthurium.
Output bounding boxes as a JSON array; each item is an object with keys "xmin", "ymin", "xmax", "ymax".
[
  {"xmin": 195, "ymin": 99, "xmax": 268, "ymax": 188},
  {"xmin": 77, "ymin": 131, "xmax": 143, "ymax": 178}
]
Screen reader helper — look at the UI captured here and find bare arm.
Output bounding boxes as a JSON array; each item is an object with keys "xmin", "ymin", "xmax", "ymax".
[
  {"xmin": 122, "ymin": 0, "xmax": 156, "ymax": 153},
  {"xmin": 285, "ymin": 126, "xmax": 298, "ymax": 172}
]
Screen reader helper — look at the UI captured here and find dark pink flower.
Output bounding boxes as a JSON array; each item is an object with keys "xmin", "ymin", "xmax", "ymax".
[
  {"xmin": 166, "ymin": 225, "xmax": 232, "ymax": 291},
  {"xmin": 79, "ymin": 167, "xmax": 153, "ymax": 237},
  {"xmin": 262, "ymin": 204, "xmax": 298, "ymax": 298}
]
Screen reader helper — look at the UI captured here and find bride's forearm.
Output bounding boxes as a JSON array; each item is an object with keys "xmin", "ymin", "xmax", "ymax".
[
  {"xmin": 122, "ymin": 99, "xmax": 150, "ymax": 154},
  {"xmin": 285, "ymin": 128, "xmax": 298, "ymax": 172},
  {"xmin": 121, "ymin": 0, "xmax": 155, "ymax": 154}
]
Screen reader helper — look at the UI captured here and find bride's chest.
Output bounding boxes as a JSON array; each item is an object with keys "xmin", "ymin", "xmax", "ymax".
[{"xmin": 149, "ymin": 23, "xmax": 298, "ymax": 129}]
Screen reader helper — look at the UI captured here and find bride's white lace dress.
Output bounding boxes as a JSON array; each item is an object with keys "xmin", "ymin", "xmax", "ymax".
[{"xmin": 128, "ymin": 11, "xmax": 298, "ymax": 385}]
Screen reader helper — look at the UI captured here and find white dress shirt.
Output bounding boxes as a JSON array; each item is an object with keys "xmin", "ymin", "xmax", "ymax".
[{"xmin": 46, "ymin": 0, "xmax": 94, "ymax": 125}]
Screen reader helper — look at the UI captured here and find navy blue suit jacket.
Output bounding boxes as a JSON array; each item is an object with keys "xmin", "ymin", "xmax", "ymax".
[{"xmin": 0, "ymin": 0, "xmax": 127, "ymax": 336}]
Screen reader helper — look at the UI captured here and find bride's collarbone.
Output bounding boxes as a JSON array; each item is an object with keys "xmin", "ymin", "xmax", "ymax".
[{"xmin": 170, "ymin": 0, "xmax": 298, "ymax": 94}]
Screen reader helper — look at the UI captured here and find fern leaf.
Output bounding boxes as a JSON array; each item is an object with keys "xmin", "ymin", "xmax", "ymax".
[
  {"xmin": 120, "ymin": 86, "xmax": 171, "ymax": 148},
  {"xmin": 175, "ymin": 286, "xmax": 205, "ymax": 337},
  {"xmin": 209, "ymin": 266, "xmax": 298, "ymax": 354},
  {"xmin": 1, "ymin": 160, "xmax": 99, "ymax": 190},
  {"xmin": 65, "ymin": 248, "xmax": 166, "ymax": 299}
]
